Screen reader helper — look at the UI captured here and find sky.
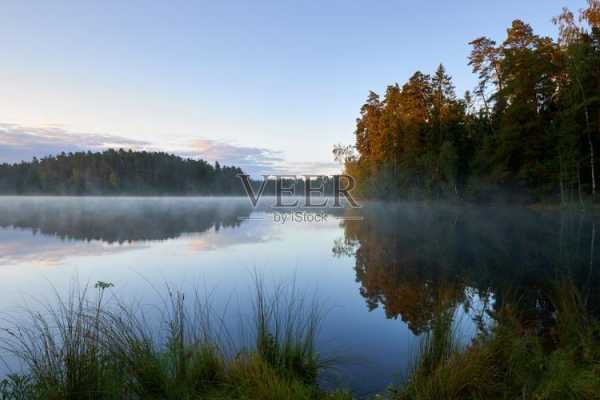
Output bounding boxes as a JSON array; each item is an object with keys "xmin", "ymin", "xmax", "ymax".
[{"xmin": 0, "ymin": 0, "xmax": 590, "ymax": 176}]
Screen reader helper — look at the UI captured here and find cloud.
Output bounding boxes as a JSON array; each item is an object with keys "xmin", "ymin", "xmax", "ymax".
[
  {"xmin": 0, "ymin": 123, "xmax": 152, "ymax": 163},
  {"xmin": 0, "ymin": 123, "xmax": 341, "ymax": 177},
  {"xmin": 182, "ymin": 138, "xmax": 287, "ymax": 176},
  {"xmin": 179, "ymin": 139, "xmax": 340, "ymax": 176},
  {"xmin": 269, "ymin": 160, "xmax": 341, "ymax": 176}
]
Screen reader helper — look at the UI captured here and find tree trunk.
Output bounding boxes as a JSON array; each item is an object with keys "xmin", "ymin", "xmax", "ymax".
[
  {"xmin": 559, "ymin": 151, "xmax": 565, "ymax": 205},
  {"xmin": 585, "ymin": 109, "xmax": 596, "ymax": 201},
  {"xmin": 578, "ymin": 161, "xmax": 584, "ymax": 207},
  {"xmin": 574, "ymin": 72, "xmax": 596, "ymax": 201}
]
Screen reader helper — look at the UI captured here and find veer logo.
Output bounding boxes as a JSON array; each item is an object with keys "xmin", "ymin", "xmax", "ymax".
[{"xmin": 237, "ymin": 174, "xmax": 360, "ymax": 208}]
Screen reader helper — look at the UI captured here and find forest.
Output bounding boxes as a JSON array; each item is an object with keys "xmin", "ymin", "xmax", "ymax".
[
  {"xmin": 0, "ymin": 149, "xmax": 245, "ymax": 195},
  {"xmin": 335, "ymin": 2, "xmax": 600, "ymax": 204},
  {"xmin": 0, "ymin": 149, "xmax": 349, "ymax": 197}
]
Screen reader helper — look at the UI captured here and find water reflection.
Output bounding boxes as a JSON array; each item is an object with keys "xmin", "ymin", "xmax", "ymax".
[
  {"xmin": 0, "ymin": 229, "xmax": 145, "ymax": 266},
  {"xmin": 1, "ymin": 197, "xmax": 599, "ymax": 394},
  {"xmin": 335, "ymin": 203, "xmax": 600, "ymax": 336},
  {"xmin": 0, "ymin": 197, "xmax": 252, "ymax": 243},
  {"xmin": 0, "ymin": 197, "xmax": 269, "ymax": 266}
]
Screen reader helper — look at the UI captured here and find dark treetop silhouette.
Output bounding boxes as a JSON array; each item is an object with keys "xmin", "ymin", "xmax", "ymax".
[{"xmin": 0, "ymin": 149, "xmax": 245, "ymax": 195}]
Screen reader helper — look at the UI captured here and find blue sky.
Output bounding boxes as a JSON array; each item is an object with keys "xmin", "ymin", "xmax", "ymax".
[{"xmin": 0, "ymin": 0, "xmax": 589, "ymax": 175}]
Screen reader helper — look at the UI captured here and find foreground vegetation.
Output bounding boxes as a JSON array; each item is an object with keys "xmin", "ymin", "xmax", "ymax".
[
  {"xmin": 0, "ymin": 282, "xmax": 600, "ymax": 400},
  {"xmin": 1, "ymin": 278, "xmax": 599, "ymax": 399},
  {"xmin": 0, "ymin": 281, "xmax": 350, "ymax": 400},
  {"xmin": 392, "ymin": 283, "xmax": 600, "ymax": 400},
  {"xmin": 336, "ymin": 1, "xmax": 600, "ymax": 204}
]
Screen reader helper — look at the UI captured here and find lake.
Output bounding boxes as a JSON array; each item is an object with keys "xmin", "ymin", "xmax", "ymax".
[{"xmin": 0, "ymin": 197, "xmax": 598, "ymax": 396}]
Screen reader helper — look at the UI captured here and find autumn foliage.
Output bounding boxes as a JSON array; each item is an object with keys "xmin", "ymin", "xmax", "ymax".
[{"xmin": 337, "ymin": 1, "xmax": 600, "ymax": 204}]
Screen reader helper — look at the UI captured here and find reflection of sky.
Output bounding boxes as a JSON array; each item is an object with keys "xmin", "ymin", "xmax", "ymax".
[
  {"xmin": 0, "ymin": 228, "xmax": 146, "ymax": 267},
  {"xmin": 0, "ymin": 218, "xmax": 279, "ymax": 267},
  {"xmin": 185, "ymin": 217, "xmax": 281, "ymax": 252}
]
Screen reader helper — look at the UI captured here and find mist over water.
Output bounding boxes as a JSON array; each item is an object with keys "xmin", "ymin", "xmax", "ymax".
[{"xmin": 0, "ymin": 197, "xmax": 598, "ymax": 395}]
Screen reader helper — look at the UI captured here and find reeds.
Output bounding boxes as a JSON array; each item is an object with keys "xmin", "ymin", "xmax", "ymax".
[
  {"xmin": 393, "ymin": 283, "xmax": 600, "ymax": 400},
  {"xmin": 0, "ymin": 284, "xmax": 122, "ymax": 399},
  {"xmin": 7, "ymin": 276, "xmax": 596, "ymax": 399},
  {"xmin": 0, "ymin": 279, "xmax": 350, "ymax": 400},
  {"xmin": 252, "ymin": 275, "xmax": 337, "ymax": 385}
]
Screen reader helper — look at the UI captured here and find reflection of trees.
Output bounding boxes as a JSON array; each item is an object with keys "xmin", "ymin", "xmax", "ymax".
[
  {"xmin": 0, "ymin": 198, "xmax": 252, "ymax": 244},
  {"xmin": 335, "ymin": 204, "xmax": 600, "ymax": 334}
]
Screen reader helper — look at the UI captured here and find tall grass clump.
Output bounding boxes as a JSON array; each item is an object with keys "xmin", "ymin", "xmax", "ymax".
[
  {"xmin": 0, "ymin": 279, "xmax": 349, "ymax": 400},
  {"xmin": 393, "ymin": 282, "xmax": 600, "ymax": 400},
  {"xmin": 97, "ymin": 287, "xmax": 229, "ymax": 400},
  {"xmin": 0, "ymin": 282, "xmax": 122, "ymax": 400},
  {"xmin": 252, "ymin": 276, "xmax": 336, "ymax": 386}
]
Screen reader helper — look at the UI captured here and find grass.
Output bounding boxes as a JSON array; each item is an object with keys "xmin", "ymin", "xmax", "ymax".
[
  {"xmin": 2, "ymin": 278, "xmax": 599, "ymax": 399},
  {"xmin": 0, "ymin": 280, "xmax": 351, "ymax": 400},
  {"xmin": 391, "ymin": 282, "xmax": 600, "ymax": 400}
]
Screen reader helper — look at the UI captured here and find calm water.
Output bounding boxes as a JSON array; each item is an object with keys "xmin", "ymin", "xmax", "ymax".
[{"xmin": 0, "ymin": 197, "xmax": 599, "ymax": 395}]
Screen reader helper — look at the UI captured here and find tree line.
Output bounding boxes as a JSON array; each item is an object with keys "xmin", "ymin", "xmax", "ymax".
[
  {"xmin": 335, "ymin": 1, "xmax": 600, "ymax": 203},
  {"xmin": 0, "ymin": 149, "xmax": 245, "ymax": 195}
]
